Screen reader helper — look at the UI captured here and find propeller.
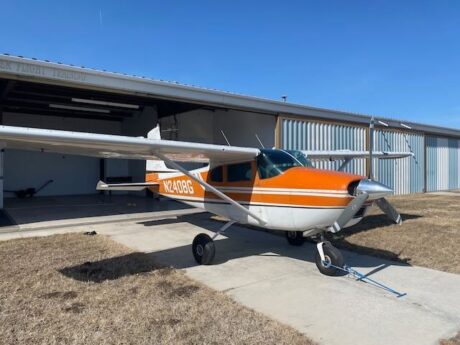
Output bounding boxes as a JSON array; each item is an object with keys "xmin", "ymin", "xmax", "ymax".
[
  {"xmin": 328, "ymin": 193, "xmax": 369, "ymax": 233},
  {"xmin": 368, "ymin": 117, "xmax": 403, "ymax": 225},
  {"xmin": 375, "ymin": 198, "xmax": 402, "ymax": 225},
  {"xmin": 328, "ymin": 178, "xmax": 394, "ymax": 233},
  {"xmin": 328, "ymin": 117, "xmax": 404, "ymax": 233},
  {"xmin": 368, "ymin": 117, "xmax": 375, "ymax": 180}
]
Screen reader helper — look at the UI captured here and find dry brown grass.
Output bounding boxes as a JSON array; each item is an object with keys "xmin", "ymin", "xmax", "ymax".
[
  {"xmin": 0, "ymin": 233, "xmax": 314, "ymax": 345},
  {"xmin": 329, "ymin": 193, "xmax": 460, "ymax": 274},
  {"xmin": 440, "ymin": 332, "xmax": 460, "ymax": 345}
]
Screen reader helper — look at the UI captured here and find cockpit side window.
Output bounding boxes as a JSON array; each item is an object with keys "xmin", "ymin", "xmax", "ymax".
[
  {"xmin": 284, "ymin": 150, "xmax": 315, "ymax": 168},
  {"xmin": 256, "ymin": 149, "xmax": 303, "ymax": 179},
  {"xmin": 257, "ymin": 154, "xmax": 280, "ymax": 179}
]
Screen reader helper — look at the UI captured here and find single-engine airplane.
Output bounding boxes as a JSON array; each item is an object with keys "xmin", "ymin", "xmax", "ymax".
[{"xmin": 0, "ymin": 122, "xmax": 412, "ymax": 275}]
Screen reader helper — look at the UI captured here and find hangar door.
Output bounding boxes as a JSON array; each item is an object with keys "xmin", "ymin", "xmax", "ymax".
[{"xmin": 426, "ymin": 136, "xmax": 460, "ymax": 192}]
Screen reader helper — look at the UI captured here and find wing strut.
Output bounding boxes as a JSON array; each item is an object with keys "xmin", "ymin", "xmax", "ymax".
[{"xmin": 154, "ymin": 152, "xmax": 266, "ymax": 225}]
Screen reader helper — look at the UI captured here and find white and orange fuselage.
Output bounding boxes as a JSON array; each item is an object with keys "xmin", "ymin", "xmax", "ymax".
[{"xmin": 146, "ymin": 162, "xmax": 369, "ymax": 234}]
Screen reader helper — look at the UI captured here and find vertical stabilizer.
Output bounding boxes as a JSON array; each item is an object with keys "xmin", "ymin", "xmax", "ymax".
[
  {"xmin": 147, "ymin": 125, "xmax": 162, "ymax": 140},
  {"xmin": 146, "ymin": 124, "xmax": 177, "ymax": 172}
]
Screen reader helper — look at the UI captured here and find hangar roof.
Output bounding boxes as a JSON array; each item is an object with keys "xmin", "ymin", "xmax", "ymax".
[{"xmin": 1, "ymin": 53, "xmax": 459, "ymax": 138}]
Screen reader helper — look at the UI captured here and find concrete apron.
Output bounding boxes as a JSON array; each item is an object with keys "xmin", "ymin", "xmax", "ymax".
[{"xmin": 1, "ymin": 213, "xmax": 459, "ymax": 345}]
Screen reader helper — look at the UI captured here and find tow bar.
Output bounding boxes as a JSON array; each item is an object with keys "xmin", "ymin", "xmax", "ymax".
[
  {"xmin": 325, "ymin": 261, "xmax": 407, "ymax": 298},
  {"xmin": 316, "ymin": 242, "xmax": 406, "ymax": 298}
]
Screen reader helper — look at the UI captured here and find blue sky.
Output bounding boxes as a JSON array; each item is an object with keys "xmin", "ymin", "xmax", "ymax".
[{"xmin": 1, "ymin": 1, "xmax": 460, "ymax": 128}]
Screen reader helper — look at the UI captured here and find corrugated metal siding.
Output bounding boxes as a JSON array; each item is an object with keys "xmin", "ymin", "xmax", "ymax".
[
  {"xmin": 426, "ymin": 136, "xmax": 460, "ymax": 191},
  {"xmin": 426, "ymin": 136, "xmax": 437, "ymax": 192},
  {"xmin": 448, "ymin": 138, "xmax": 458, "ymax": 190},
  {"xmin": 373, "ymin": 130, "xmax": 424, "ymax": 195},
  {"xmin": 281, "ymin": 118, "xmax": 460, "ymax": 194},
  {"xmin": 281, "ymin": 119, "xmax": 366, "ymax": 175}
]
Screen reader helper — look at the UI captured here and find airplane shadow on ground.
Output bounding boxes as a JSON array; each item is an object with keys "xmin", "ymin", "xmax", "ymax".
[
  {"xmin": 60, "ymin": 252, "xmax": 162, "ymax": 283},
  {"xmin": 61, "ymin": 212, "xmax": 420, "ymax": 283},
  {"xmin": 339, "ymin": 213, "xmax": 422, "ymax": 235},
  {"xmin": 327, "ymin": 213, "xmax": 422, "ymax": 265}
]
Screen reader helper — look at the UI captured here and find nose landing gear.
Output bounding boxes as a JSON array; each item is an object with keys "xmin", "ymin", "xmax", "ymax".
[{"xmin": 315, "ymin": 241, "xmax": 344, "ymax": 276}]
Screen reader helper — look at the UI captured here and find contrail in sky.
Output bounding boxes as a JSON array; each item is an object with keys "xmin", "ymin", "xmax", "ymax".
[{"xmin": 99, "ymin": 9, "xmax": 103, "ymax": 30}]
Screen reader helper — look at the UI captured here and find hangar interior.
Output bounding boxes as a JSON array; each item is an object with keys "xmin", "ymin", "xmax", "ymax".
[
  {"xmin": 0, "ymin": 73, "xmax": 275, "ymax": 208},
  {"xmin": 0, "ymin": 54, "xmax": 460, "ymax": 215}
]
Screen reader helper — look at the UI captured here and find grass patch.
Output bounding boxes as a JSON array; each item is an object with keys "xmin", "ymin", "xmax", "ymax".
[
  {"xmin": 329, "ymin": 193, "xmax": 460, "ymax": 274},
  {"xmin": 0, "ymin": 233, "xmax": 314, "ymax": 345},
  {"xmin": 440, "ymin": 332, "xmax": 460, "ymax": 345}
]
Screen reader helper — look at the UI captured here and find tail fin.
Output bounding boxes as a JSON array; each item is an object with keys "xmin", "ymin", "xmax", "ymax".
[
  {"xmin": 147, "ymin": 125, "xmax": 162, "ymax": 140},
  {"xmin": 146, "ymin": 124, "xmax": 177, "ymax": 173}
]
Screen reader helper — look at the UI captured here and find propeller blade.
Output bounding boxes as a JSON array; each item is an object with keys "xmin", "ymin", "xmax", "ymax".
[
  {"xmin": 375, "ymin": 198, "xmax": 402, "ymax": 225},
  {"xmin": 368, "ymin": 117, "xmax": 375, "ymax": 179},
  {"xmin": 328, "ymin": 193, "xmax": 369, "ymax": 233}
]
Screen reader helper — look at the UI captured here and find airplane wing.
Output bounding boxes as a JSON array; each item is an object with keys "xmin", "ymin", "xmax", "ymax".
[
  {"xmin": 302, "ymin": 150, "xmax": 414, "ymax": 161},
  {"xmin": 0, "ymin": 126, "xmax": 260, "ymax": 165}
]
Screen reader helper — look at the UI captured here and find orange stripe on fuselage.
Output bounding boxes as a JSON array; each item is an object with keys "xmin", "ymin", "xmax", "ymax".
[{"xmin": 146, "ymin": 163, "xmax": 363, "ymax": 208}]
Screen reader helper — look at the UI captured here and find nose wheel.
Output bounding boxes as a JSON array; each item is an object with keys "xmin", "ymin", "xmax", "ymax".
[{"xmin": 315, "ymin": 242, "xmax": 344, "ymax": 276}]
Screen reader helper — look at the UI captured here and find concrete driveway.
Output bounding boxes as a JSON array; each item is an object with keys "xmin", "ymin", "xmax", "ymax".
[{"xmin": 2, "ymin": 212, "xmax": 459, "ymax": 345}]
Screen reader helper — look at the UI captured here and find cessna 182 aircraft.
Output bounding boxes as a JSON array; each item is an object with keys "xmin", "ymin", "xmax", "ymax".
[{"xmin": 0, "ymin": 121, "xmax": 412, "ymax": 276}]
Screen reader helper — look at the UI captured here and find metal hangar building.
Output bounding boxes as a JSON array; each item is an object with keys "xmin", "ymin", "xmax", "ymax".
[{"xmin": 0, "ymin": 53, "xmax": 459, "ymax": 208}]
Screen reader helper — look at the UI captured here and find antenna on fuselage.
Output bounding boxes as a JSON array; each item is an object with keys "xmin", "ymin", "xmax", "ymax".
[
  {"xmin": 255, "ymin": 134, "xmax": 265, "ymax": 148},
  {"xmin": 220, "ymin": 130, "xmax": 231, "ymax": 146}
]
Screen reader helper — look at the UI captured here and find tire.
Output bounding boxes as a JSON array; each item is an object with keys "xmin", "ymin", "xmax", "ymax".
[
  {"xmin": 315, "ymin": 243, "xmax": 344, "ymax": 276},
  {"xmin": 285, "ymin": 231, "xmax": 305, "ymax": 246},
  {"xmin": 192, "ymin": 233, "xmax": 216, "ymax": 265}
]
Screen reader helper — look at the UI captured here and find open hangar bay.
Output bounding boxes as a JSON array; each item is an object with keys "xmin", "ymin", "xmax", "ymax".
[{"xmin": 0, "ymin": 52, "xmax": 459, "ymax": 210}]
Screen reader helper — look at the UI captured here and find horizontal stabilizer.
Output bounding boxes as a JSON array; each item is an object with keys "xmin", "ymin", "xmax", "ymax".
[{"xmin": 96, "ymin": 180, "xmax": 159, "ymax": 191}]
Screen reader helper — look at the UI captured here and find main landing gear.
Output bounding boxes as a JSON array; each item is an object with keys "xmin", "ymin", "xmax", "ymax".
[
  {"xmin": 192, "ymin": 224, "xmax": 344, "ymax": 276},
  {"xmin": 192, "ymin": 221, "xmax": 235, "ymax": 265},
  {"xmin": 192, "ymin": 234, "xmax": 215, "ymax": 265},
  {"xmin": 285, "ymin": 231, "xmax": 305, "ymax": 246}
]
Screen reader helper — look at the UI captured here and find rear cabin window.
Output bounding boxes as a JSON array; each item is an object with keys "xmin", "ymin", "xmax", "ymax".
[
  {"xmin": 209, "ymin": 166, "xmax": 223, "ymax": 182},
  {"xmin": 227, "ymin": 162, "xmax": 253, "ymax": 182}
]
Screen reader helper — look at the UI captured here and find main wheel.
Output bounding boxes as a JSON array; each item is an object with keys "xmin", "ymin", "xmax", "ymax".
[
  {"xmin": 285, "ymin": 231, "xmax": 305, "ymax": 246},
  {"xmin": 315, "ymin": 243, "xmax": 344, "ymax": 276},
  {"xmin": 192, "ymin": 233, "xmax": 216, "ymax": 265}
]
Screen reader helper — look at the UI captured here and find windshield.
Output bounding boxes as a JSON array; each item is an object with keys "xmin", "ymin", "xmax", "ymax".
[
  {"xmin": 283, "ymin": 150, "xmax": 315, "ymax": 168},
  {"xmin": 256, "ymin": 149, "xmax": 303, "ymax": 179}
]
